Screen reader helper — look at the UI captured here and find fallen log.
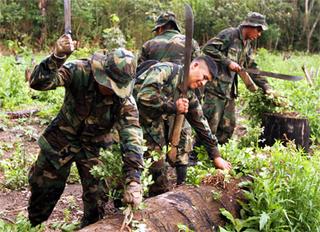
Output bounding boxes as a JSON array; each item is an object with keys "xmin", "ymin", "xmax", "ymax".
[
  {"xmin": 6, "ymin": 109, "xmax": 39, "ymax": 119},
  {"xmin": 80, "ymin": 176, "xmax": 246, "ymax": 232}
]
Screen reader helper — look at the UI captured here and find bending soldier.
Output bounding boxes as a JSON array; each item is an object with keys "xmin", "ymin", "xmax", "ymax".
[
  {"xmin": 135, "ymin": 56, "xmax": 232, "ymax": 196},
  {"xmin": 137, "ymin": 11, "xmax": 201, "ymax": 186},
  {"xmin": 27, "ymin": 34, "xmax": 144, "ymax": 228}
]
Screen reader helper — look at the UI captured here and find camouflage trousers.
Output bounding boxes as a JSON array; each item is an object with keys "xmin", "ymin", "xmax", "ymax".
[
  {"xmin": 143, "ymin": 118, "xmax": 192, "ymax": 196},
  {"xmin": 200, "ymin": 94, "xmax": 236, "ymax": 145},
  {"xmin": 28, "ymin": 148, "xmax": 107, "ymax": 227}
]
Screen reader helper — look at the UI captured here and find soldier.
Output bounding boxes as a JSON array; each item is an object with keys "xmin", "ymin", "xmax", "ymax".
[
  {"xmin": 138, "ymin": 11, "xmax": 200, "ymax": 66},
  {"xmin": 190, "ymin": 12, "xmax": 275, "ymax": 163},
  {"xmin": 27, "ymin": 34, "xmax": 144, "ymax": 228},
  {"xmin": 137, "ymin": 11, "xmax": 201, "ymax": 187},
  {"xmin": 135, "ymin": 56, "xmax": 232, "ymax": 196}
]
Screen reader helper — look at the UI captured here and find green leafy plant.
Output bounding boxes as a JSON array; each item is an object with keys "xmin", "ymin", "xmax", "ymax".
[
  {"xmin": 0, "ymin": 213, "xmax": 45, "ymax": 232},
  {"xmin": 0, "ymin": 142, "xmax": 35, "ymax": 190}
]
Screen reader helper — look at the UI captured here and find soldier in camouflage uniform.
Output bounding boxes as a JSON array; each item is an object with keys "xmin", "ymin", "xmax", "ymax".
[
  {"xmin": 27, "ymin": 34, "xmax": 144, "ymax": 228},
  {"xmin": 138, "ymin": 11, "xmax": 200, "ymax": 65},
  {"xmin": 137, "ymin": 11, "xmax": 200, "ymax": 186},
  {"xmin": 135, "ymin": 56, "xmax": 231, "ymax": 196},
  {"xmin": 191, "ymin": 12, "xmax": 274, "ymax": 157}
]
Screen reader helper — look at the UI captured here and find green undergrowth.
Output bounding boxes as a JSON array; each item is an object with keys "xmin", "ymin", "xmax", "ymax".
[
  {"xmin": 240, "ymin": 49, "xmax": 320, "ymax": 141},
  {"xmin": 189, "ymin": 138, "xmax": 320, "ymax": 231}
]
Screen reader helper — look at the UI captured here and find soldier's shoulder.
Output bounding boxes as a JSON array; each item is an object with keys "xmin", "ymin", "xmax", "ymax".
[
  {"xmin": 218, "ymin": 27, "xmax": 239, "ymax": 37},
  {"xmin": 152, "ymin": 62, "xmax": 180, "ymax": 73},
  {"xmin": 63, "ymin": 58, "xmax": 92, "ymax": 85}
]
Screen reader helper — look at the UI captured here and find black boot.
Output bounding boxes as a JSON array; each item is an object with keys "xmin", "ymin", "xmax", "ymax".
[
  {"xmin": 188, "ymin": 151, "xmax": 198, "ymax": 166},
  {"xmin": 176, "ymin": 165, "xmax": 187, "ymax": 185}
]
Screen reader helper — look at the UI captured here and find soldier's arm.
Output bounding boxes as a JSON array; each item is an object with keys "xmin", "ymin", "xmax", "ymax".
[
  {"xmin": 185, "ymin": 94, "xmax": 220, "ymax": 159},
  {"xmin": 245, "ymin": 46, "xmax": 272, "ymax": 92},
  {"xmin": 137, "ymin": 67, "xmax": 177, "ymax": 117},
  {"xmin": 29, "ymin": 54, "xmax": 73, "ymax": 91},
  {"xmin": 202, "ymin": 31, "xmax": 232, "ymax": 67},
  {"xmin": 118, "ymin": 96, "xmax": 144, "ymax": 184}
]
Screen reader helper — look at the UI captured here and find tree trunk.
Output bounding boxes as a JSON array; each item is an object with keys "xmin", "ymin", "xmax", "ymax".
[
  {"xmin": 79, "ymin": 177, "xmax": 247, "ymax": 232},
  {"xmin": 259, "ymin": 112, "xmax": 311, "ymax": 152}
]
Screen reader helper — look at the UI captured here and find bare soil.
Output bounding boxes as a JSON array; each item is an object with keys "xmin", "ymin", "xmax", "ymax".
[{"xmin": 0, "ymin": 115, "xmax": 84, "ymax": 231}]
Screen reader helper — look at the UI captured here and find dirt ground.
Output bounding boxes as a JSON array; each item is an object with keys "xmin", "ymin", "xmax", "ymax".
[
  {"xmin": 0, "ymin": 112, "xmax": 246, "ymax": 231},
  {"xmin": 0, "ymin": 114, "xmax": 85, "ymax": 231}
]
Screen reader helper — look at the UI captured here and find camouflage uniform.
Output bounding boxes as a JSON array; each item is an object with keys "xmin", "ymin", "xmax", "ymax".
[
  {"xmin": 139, "ymin": 29, "xmax": 200, "ymax": 65},
  {"xmin": 138, "ymin": 11, "xmax": 200, "ymax": 65},
  {"xmin": 28, "ymin": 49, "xmax": 144, "ymax": 227},
  {"xmin": 137, "ymin": 12, "xmax": 200, "ymax": 185},
  {"xmin": 135, "ymin": 62, "xmax": 220, "ymax": 195},
  {"xmin": 200, "ymin": 12, "xmax": 271, "ymax": 144}
]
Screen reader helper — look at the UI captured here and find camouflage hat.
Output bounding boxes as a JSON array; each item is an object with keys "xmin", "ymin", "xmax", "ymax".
[
  {"xmin": 240, "ymin": 12, "xmax": 268, "ymax": 31},
  {"xmin": 91, "ymin": 48, "xmax": 137, "ymax": 98},
  {"xmin": 152, "ymin": 11, "xmax": 181, "ymax": 32}
]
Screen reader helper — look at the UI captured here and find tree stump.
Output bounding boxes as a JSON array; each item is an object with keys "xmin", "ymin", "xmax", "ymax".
[
  {"xmin": 79, "ymin": 176, "xmax": 247, "ymax": 232},
  {"xmin": 259, "ymin": 112, "xmax": 311, "ymax": 152}
]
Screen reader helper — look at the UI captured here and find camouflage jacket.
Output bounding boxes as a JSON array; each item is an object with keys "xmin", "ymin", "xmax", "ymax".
[
  {"xmin": 138, "ymin": 30, "xmax": 200, "ymax": 65},
  {"xmin": 135, "ymin": 62, "xmax": 220, "ymax": 159},
  {"xmin": 29, "ymin": 54, "xmax": 144, "ymax": 183},
  {"xmin": 202, "ymin": 27, "xmax": 271, "ymax": 99}
]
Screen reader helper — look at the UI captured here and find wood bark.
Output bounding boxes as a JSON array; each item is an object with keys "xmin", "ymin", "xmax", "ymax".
[
  {"xmin": 79, "ymin": 178, "xmax": 246, "ymax": 232},
  {"xmin": 259, "ymin": 113, "xmax": 311, "ymax": 152}
]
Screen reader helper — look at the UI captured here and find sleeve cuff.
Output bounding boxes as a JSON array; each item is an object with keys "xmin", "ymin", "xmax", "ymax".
[
  {"xmin": 208, "ymin": 147, "xmax": 221, "ymax": 160},
  {"xmin": 163, "ymin": 101, "xmax": 177, "ymax": 114},
  {"xmin": 50, "ymin": 53, "xmax": 67, "ymax": 68}
]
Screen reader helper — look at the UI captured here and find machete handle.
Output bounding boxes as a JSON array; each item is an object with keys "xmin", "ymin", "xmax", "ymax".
[{"xmin": 238, "ymin": 70, "xmax": 258, "ymax": 92}]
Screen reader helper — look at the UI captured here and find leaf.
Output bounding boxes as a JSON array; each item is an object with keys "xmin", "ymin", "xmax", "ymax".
[
  {"xmin": 219, "ymin": 226, "xmax": 231, "ymax": 232},
  {"xmin": 259, "ymin": 212, "xmax": 270, "ymax": 230},
  {"xmin": 220, "ymin": 208, "xmax": 235, "ymax": 225}
]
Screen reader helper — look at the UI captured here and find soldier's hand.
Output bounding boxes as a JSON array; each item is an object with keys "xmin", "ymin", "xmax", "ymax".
[
  {"xmin": 54, "ymin": 34, "xmax": 76, "ymax": 58},
  {"xmin": 176, "ymin": 98, "xmax": 189, "ymax": 114},
  {"xmin": 228, "ymin": 61, "xmax": 241, "ymax": 72},
  {"xmin": 213, "ymin": 157, "xmax": 232, "ymax": 171},
  {"xmin": 123, "ymin": 181, "xmax": 143, "ymax": 208}
]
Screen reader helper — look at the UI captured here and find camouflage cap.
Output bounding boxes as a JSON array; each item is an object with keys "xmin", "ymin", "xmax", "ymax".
[
  {"xmin": 91, "ymin": 48, "xmax": 137, "ymax": 98},
  {"xmin": 240, "ymin": 12, "xmax": 268, "ymax": 31},
  {"xmin": 201, "ymin": 55, "xmax": 218, "ymax": 79},
  {"xmin": 152, "ymin": 11, "xmax": 181, "ymax": 32}
]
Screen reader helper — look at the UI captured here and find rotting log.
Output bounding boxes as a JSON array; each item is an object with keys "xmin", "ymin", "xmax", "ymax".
[
  {"xmin": 259, "ymin": 112, "xmax": 311, "ymax": 152},
  {"xmin": 80, "ymin": 176, "xmax": 246, "ymax": 232},
  {"xmin": 6, "ymin": 109, "xmax": 39, "ymax": 119}
]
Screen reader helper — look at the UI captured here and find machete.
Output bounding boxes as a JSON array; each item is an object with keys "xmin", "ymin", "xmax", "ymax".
[
  {"xmin": 244, "ymin": 68, "xmax": 303, "ymax": 81},
  {"xmin": 167, "ymin": 4, "xmax": 193, "ymax": 165},
  {"xmin": 64, "ymin": 0, "xmax": 71, "ymax": 34}
]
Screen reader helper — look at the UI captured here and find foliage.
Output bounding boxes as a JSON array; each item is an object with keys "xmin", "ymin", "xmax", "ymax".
[
  {"xmin": 90, "ymin": 143, "xmax": 151, "ymax": 201},
  {"xmin": 1, "ymin": 0, "xmax": 320, "ymax": 52},
  {"xmin": 219, "ymin": 142, "xmax": 320, "ymax": 231},
  {"xmin": 0, "ymin": 142, "xmax": 34, "ymax": 190},
  {"xmin": 0, "ymin": 213, "xmax": 45, "ymax": 232},
  {"xmin": 186, "ymin": 145, "xmax": 219, "ymax": 186},
  {"xmin": 241, "ymin": 49, "xmax": 320, "ymax": 141}
]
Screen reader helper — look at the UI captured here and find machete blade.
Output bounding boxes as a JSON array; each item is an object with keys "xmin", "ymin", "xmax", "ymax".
[
  {"xmin": 244, "ymin": 68, "xmax": 303, "ymax": 81},
  {"xmin": 182, "ymin": 4, "xmax": 194, "ymax": 93},
  {"xmin": 64, "ymin": 0, "xmax": 71, "ymax": 35}
]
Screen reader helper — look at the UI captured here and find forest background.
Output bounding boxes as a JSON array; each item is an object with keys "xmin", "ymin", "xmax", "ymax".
[{"xmin": 1, "ymin": 0, "xmax": 320, "ymax": 54}]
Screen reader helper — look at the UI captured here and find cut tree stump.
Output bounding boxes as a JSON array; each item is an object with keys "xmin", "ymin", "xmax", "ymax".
[
  {"xmin": 259, "ymin": 112, "xmax": 311, "ymax": 152},
  {"xmin": 79, "ymin": 176, "xmax": 247, "ymax": 232}
]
